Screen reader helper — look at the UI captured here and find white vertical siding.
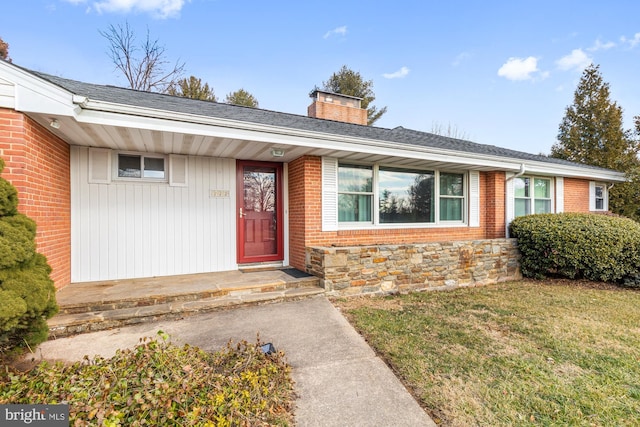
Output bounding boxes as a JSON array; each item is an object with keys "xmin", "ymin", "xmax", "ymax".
[{"xmin": 71, "ymin": 146, "xmax": 236, "ymax": 282}]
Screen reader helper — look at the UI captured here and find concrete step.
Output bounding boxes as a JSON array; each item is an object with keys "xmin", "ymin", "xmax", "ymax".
[{"xmin": 48, "ymin": 286, "xmax": 325, "ymax": 339}]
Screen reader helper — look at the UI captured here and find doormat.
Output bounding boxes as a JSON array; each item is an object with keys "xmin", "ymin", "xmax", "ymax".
[{"xmin": 280, "ymin": 268, "xmax": 313, "ymax": 279}]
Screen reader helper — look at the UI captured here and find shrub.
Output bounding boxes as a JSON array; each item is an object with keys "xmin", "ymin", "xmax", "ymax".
[
  {"xmin": 509, "ymin": 213, "xmax": 640, "ymax": 287},
  {"xmin": 0, "ymin": 332, "xmax": 294, "ymax": 426},
  {"xmin": 0, "ymin": 158, "xmax": 58, "ymax": 354}
]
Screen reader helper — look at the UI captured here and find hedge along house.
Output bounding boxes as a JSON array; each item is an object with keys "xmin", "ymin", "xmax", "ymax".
[{"xmin": 0, "ymin": 60, "xmax": 626, "ymax": 294}]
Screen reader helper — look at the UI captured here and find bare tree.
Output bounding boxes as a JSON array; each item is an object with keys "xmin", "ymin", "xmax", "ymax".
[
  {"xmin": 431, "ymin": 121, "xmax": 470, "ymax": 140},
  {"xmin": 100, "ymin": 22, "xmax": 185, "ymax": 92}
]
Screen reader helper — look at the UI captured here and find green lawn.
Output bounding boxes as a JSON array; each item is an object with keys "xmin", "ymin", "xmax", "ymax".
[{"xmin": 334, "ymin": 280, "xmax": 640, "ymax": 426}]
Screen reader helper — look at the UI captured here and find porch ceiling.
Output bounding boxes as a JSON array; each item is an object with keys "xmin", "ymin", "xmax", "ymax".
[{"xmin": 30, "ymin": 113, "xmax": 498, "ymax": 171}]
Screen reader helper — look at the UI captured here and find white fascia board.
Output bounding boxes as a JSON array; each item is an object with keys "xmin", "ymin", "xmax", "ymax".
[
  {"xmin": 523, "ymin": 160, "xmax": 626, "ymax": 182},
  {"xmin": 0, "ymin": 62, "xmax": 77, "ymax": 117},
  {"xmin": 77, "ymin": 99, "xmax": 626, "ymax": 181},
  {"xmin": 77, "ymin": 101, "xmax": 523, "ymax": 170}
]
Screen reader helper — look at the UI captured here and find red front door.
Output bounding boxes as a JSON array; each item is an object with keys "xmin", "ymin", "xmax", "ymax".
[{"xmin": 236, "ymin": 160, "xmax": 284, "ymax": 264}]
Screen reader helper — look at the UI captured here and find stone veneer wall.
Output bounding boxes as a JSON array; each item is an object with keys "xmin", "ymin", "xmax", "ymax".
[{"xmin": 306, "ymin": 239, "xmax": 521, "ymax": 295}]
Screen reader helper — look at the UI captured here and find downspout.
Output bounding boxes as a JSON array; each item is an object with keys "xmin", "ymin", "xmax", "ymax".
[
  {"xmin": 506, "ymin": 163, "xmax": 526, "ymax": 181},
  {"xmin": 607, "ymin": 183, "xmax": 615, "ymax": 212},
  {"xmin": 505, "ymin": 164, "xmax": 526, "ymax": 238}
]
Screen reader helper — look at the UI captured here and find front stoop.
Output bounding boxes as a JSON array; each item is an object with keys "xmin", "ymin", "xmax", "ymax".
[{"xmin": 48, "ymin": 274, "xmax": 323, "ymax": 339}]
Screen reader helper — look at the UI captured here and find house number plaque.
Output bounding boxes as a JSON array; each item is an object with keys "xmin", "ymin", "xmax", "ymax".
[{"xmin": 210, "ymin": 190, "xmax": 230, "ymax": 198}]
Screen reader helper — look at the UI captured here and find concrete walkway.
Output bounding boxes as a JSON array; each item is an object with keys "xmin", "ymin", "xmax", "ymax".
[{"xmin": 28, "ymin": 296, "xmax": 436, "ymax": 426}]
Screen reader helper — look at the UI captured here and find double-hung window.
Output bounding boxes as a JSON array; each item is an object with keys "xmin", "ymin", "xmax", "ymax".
[
  {"xmin": 337, "ymin": 163, "xmax": 466, "ymax": 226},
  {"xmin": 440, "ymin": 173, "xmax": 465, "ymax": 221},
  {"xmin": 514, "ymin": 176, "xmax": 552, "ymax": 217},
  {"xmin": 591, "ymin": 182, "xmax": 607, "ymax": 211},
  {"xmin": 338, "ymin": 164, "xmax": 373, "ymax": 222}
]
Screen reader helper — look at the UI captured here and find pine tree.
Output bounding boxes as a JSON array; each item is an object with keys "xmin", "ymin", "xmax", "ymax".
[
  {"xmin": 0, "ymin": 158, "xmax": 58, "ymax": 353},
  {"xmin": 167, "ymin": 76, "xmax": 217, "ymax": 101},
  {"xmin": 225, "ymin": 89, "xmax": 259, "ymax": 108},
  {"xmin": 551, "ymin": 64, "xmax": 640, "ymax": 219},
  {"xmin": 551, "ymin": 64, "xmax": 636, "ymax": 170}
]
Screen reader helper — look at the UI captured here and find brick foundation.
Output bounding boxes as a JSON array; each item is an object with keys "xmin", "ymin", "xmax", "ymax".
[
  {"xmin": 306, "ymin": 239, "xmax": 521, "ymax": 295},
  {"xmin": 0, "ymin": 109, "xmax": 71, "ymax": 288}
]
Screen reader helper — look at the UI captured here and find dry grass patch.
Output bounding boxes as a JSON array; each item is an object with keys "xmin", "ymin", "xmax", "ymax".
[{"xmin": 333, "ymin": 280, "xmax": 640, "ymax": 426}]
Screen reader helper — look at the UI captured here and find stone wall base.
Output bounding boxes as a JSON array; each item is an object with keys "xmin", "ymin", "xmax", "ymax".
[{"xmin": 306, "ymin": 239, "xmax": 521, "ymax": 296}]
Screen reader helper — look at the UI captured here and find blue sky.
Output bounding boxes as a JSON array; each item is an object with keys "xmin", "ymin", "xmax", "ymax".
[{"xmin": 2, "ymin": 0, "xmax": 639, "ymax": 154}]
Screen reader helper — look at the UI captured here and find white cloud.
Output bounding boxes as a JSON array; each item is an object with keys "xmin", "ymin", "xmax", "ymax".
[
  {"xmin": 382, "ymin": 66, "xmax": 410, "ymax": 79},
  {"xmin": 497, "ymin": 56, "xmax": 541, "ymax": 81},
  {"xmin": 621, "ymin": 32, "xmax": 640, "ymax": 48},
  {"xmin": 65, "ymin": 0, "xmax": 187, "ymax": 19},
  {"xmin": 323, "ymin": 26, "xmax": 347, "ymax": 39},
  {"xmin": 556, "ymin": 48, "xmax": 592, "ymax": 71},
  {"xmin": 452, "ymin": 52, "xmax": 472, "ymax": 67},
  {"xmin": 588, "ymin": 38, "xmax": 616, "ymax": 52}
]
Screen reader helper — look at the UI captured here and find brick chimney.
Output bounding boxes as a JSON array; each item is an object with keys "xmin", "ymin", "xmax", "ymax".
[{"xmin": 308, "ymin": 90, "xmax": 368, "ymax": 125}]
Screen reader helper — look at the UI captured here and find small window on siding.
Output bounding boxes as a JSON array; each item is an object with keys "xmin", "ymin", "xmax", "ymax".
[{"xmin": 117, "ymin": 153, "xmax": 166, "ymax": 181}]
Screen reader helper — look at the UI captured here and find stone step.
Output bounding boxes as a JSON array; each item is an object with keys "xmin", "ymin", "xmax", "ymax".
[
  {"xmin": 48, "ymin": 286, "xmax": 325, "ymax": 339},
  {"xmin": 58, "ymin": 276, "xmax": 320, "ymax": 315}
]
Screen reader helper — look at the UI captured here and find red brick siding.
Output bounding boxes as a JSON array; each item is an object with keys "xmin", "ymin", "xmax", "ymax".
[
  {"xmin": 0, "ymin": 109, "xmax": 71, "ymax": 288},
  {"xmin": 288, "ymin": 156, "xmax": 504, "ymax": 270},
  {"xmin": 484, "ymin": 171, "xmax": 506, "ymax": 238},
  {"xmin": 563, "ymin": 178, "xmax": 590, "ymax": 213},
  {"xmin": 307, "ymin": 102, "xmax": 368, "ymax": 126}
]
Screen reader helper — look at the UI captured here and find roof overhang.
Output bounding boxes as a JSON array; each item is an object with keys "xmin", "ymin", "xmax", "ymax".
[{"xmin": 0, "ymin": 60, "xmax": 626, "ymax": 183}]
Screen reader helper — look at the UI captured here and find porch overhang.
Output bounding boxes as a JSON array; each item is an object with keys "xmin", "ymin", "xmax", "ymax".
[{"xmin": 3, "ymin": 60, "xmax": 626, "ymax": 183}]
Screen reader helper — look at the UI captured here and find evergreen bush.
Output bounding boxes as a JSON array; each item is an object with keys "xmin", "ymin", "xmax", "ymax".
[
  {"xmin": 509, "ymin": 212, "xmax": 640, "ymax": 287},
  {"xmin": 0, "ymin": 158, "xmax": 58, "ymax": 354}
]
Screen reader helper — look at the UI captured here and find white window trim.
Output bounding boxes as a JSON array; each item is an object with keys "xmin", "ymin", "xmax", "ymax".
[
  {"xmin": 333, "ymin": 162, "xmax": 471, "ymax": 229},
  {"xmin": 169, "ymin": 154, "xmax": 188, "ymax": 187},
  {"xmin": 322, "ymin": 157, "xmax": 339, "ymax": 231},
  {"xmin": 88, "ymin": 147, "xmax": 112, "ymax": 184},
  {"xmin": 513, "ymin": 175, "xmax": 555, "ymax": 217},
  {"xmin": 113, "ymin": 151, "xmax": 168, "ymax": 183},
  {"xmin": 590, "ymin": 181, "xmax": 608, "ymax": 211},
  {"xmin": 555, "ymin": 177, "xmax": 564, "ymax": 213}
]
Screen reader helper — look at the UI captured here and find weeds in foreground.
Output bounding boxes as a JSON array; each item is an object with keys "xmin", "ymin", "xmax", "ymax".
[{"xmin": 0, "ymin": 331, "xmax": 294, "ymax": 426}]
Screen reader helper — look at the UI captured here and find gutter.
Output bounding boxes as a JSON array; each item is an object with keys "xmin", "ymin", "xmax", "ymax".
[{"xmin": 506, "ymin": 163, "xmax": 526, "ymax": 180}]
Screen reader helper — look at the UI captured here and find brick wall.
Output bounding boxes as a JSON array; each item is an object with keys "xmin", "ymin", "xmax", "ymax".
[
  {"xmin": 484, "ymin": 171, "xmax": 506, "ymax": 238},
  {"xmin": 564, "ymin": 178, "xmax": 590, "ymax": 213},
  {"xmin": 0, "ymin": 109, "xmax": 71, "ymax": 288},
  {"xmin": 307, "ymin": 101, "xmax": 368, "ymax": 125},
  {"xmin": 288, "ymin": 155, "xmax": 506, "ymax": 270}
]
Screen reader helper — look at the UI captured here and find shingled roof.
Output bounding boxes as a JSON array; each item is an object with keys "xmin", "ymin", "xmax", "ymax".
[{"xmin": 32, "ymin": 70, "xmax": 612, "ymax": 172}]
